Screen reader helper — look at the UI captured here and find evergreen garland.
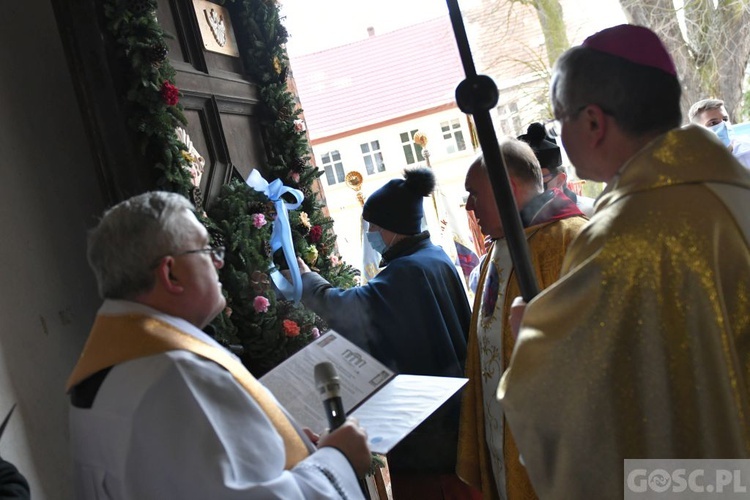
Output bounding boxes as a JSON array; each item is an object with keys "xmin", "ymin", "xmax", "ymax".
[
  {"xmin": 102, "ymin": 0, "xmax": 359, "ymax": 376},
  {"xmin": 102, "ymin": 0, "xmax": 194, "ymax": 194}
]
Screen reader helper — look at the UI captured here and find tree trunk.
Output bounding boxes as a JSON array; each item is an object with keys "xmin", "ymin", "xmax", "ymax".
[
  {"xmin": 619, "ymin": 0, "xmax": 750, "ymax": 122},
  {"xmin": 533, "ymin": 0, "xmax": 570, "ymax": 66}
]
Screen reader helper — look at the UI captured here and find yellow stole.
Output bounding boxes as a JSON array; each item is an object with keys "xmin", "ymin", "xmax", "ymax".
[
  {"xmin": 66, "ymin": 313, "xmax": 310, "ymax": 469},
  {"xmin": 458, "ymin": 219, "xmax": 586, "ymax": 499}
]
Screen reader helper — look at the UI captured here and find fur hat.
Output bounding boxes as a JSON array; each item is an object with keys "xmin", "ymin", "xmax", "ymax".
[
  {"xmin": 362, "ymin": 167, "xmax": 435, "ymax": 235},
  {"xmin": 518, "ymin": 122, "xmax": 562, "ymax": 170}
]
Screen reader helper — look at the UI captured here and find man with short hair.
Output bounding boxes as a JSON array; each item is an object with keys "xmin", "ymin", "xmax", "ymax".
[
  {"xmin": 457, "ymin": 138, "xmax": 586, "ymax": 499},
  {"xmin": 689, "ymin": 98, "xmax": 750, "ymax": 169},
  {"xmin": 68, "ymin": 191, "xmax": 371, "ymax": 499},
  {"xmin": 499, "ymin": 25, "xmax": 750, "ymax": 499}
]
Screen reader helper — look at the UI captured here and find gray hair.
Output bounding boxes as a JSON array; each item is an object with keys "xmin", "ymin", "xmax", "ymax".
[
  {"xmin": 551, "ymin": 46, "xmax": 682, "ymax": 137},
  {"xmin": 471, "ymin": 138, "xmax": 543, "ymax": 190},
  {"xmin": 688, "ymin": 98, "xmax": 725, "ymax": 123},
  {"xmin": 87, "ymin": 191, "xmax": 196, "ymax": 299}
]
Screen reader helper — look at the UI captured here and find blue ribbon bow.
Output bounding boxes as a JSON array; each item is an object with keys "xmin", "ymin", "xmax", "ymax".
[{"xmin": 246, "ymin": 170, "xmax": 304, "ymax": 303}]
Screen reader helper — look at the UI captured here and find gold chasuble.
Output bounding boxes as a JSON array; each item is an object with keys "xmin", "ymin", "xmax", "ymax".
[
  {"xmin": 457, "ymin": 216, "xmax": 586, "ymax": 500},
  {"xmin": 67, "ymin": 313, "xmax": 310, "ymax": 470},
  {"xmin": 498, "ymin": 125, "xmax": 750, "ymax": 499}
]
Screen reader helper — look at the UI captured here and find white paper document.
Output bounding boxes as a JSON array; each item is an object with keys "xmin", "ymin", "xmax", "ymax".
[
  {"xmin": 260, "ymin": 331, "xmax": 468, "ymax": 454},
  {"xmin": 350, "ymin": 374, "xmax": 467, "ymax": 454},
  {"xmin": 260, "ymin": 331, "xmax": 395, "ymax": 435}
]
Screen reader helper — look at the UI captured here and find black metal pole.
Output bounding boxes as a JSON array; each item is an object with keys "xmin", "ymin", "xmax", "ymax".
[{"xmin": 445, "ymin": 0, "xmax": 539, "ymax": 301}]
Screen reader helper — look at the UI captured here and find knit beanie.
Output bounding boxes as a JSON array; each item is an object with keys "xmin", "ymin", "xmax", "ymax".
[
  {"xmin": 362, "ymin": 167, "xmax": 435, "ymax": 235},
  {"xmin": 517, "ymin": 122, "xmax": 562, "ymax": 170}
]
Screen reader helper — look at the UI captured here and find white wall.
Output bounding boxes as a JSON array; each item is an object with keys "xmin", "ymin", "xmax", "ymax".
[
  {"xmin": 312, "ymin": 108, "xmax": 478, "ymax": 268},
  {"xmin": 0, "ymin": 2, "xmax": 106, "ymax": 498}
]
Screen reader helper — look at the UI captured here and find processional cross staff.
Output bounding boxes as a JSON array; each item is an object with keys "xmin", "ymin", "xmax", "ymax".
[
  {"xmin": 412, "ymin": 132, "xmax": 445, "ymax": 234},
  {"xmin": 445, "ymin": 0, "xmax": 540, "ymax": 301}
]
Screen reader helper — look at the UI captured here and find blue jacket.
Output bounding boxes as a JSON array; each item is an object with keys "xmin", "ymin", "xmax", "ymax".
[{"xmin": 301, "ymin": 232, "xmax": 471, "ymax": 473}]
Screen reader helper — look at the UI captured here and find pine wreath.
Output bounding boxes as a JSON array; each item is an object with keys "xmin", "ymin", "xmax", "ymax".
[{"xmin": 102, "ymin": 0, "xmax": 360, "ymax": 377}]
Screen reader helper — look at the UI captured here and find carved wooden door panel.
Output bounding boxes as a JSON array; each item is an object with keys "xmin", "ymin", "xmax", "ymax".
[
  {"xmin": 54, "ymin": 0, "xmax": 267, "ymax": 207},
  {"xmin": 156, "ymin": 0, "xmax": 266, "ymax": 206}
]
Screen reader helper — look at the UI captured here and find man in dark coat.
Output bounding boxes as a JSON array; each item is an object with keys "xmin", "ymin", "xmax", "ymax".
[{"xmin": 298, "ymin": 166, "xmax": 476, "ymax": 499}]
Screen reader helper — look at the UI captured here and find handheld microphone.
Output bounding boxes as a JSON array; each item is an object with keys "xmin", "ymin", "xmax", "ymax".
[{"xmin": 314, "ymin": 362, "xmax": 347, "ymax": 430}]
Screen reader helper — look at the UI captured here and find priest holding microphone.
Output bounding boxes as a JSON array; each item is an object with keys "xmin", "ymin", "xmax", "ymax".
[{"xmin": 66, "ymin": 191, "xmax": 371, "ymax": 499}]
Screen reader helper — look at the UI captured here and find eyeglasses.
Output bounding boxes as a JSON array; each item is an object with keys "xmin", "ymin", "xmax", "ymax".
[
  {"xmin": 174, "ymin": 245, "xmax": 225, "ymax": 263},
  {"xmin": 545, "ymin": 105, "xmax": 591, "ymax": 138},
  {"xmin": 546, "ymin": 104, "xmax": 615, "ymax": 138}
]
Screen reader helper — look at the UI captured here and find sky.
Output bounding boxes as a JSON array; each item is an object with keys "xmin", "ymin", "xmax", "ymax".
[
  {"xmin": 279, "ymin": 0, "xmax": 627, "ymax": 58},
  {"xmin": 279, "ymin": 0, "xmax": 470, "ymax": 57}
]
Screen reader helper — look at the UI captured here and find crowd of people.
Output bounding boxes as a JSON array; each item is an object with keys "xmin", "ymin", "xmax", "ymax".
[{"xmin": 58, "ymin": 23, "xmax": 750, "ymax": 500}]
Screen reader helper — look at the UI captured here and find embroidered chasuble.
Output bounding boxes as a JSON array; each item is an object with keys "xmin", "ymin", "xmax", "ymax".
[
  {"xmin": 67, "ymin": 313, "xmax": 309, "ymax": 469},
  {"xmin": 457, "ymin": 216, "xmax": 586, "ymax": 500}
]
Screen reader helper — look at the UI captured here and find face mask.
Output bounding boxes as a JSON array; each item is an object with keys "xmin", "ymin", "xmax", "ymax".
[
  {"xmin": 366, "ymin": 231, "xmax": 388, "ymax": 254},
  {"xmin": 710, "ymin": 121, "xmax": 732, "ymax": 146}
]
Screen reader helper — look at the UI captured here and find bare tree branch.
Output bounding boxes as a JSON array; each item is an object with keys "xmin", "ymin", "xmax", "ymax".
[
  {"xmin": 467, "ymin": 0, "xmax": 750, "ymax": 125},
  {"xmin": 619, "ymin": 0, "xmax": 750, "ymax": 121}
]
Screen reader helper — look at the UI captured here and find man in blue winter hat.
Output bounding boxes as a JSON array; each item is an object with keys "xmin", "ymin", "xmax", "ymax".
[{"xmin": 298, "ymin": 166, "xmax": 479, "ymax": 499}]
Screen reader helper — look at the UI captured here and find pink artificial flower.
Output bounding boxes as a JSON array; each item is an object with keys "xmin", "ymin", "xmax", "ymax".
[
  {"xmin": 290, "ymin": 172, "xmax": 300, "ymax": 183},
  {"xmin": 252, "ymin": 213, "xmax": 267, "ymax": 229},
  {"xmin": 311, "ymin": 327, "xmax": 320, "ymax": 339},
  {"xmin": 253, "ymin": 296, "xmax": 270, "ymax": 313},
  {"xmin": 329, "ymin": 254, "xmax": 340, "ymax": 266}
]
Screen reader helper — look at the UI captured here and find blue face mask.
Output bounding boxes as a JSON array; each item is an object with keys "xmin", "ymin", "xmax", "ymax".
[
  {"xmin": 710, "ymin": 121, "xmax": 732, "ymax": 146},
  {"xmin": 366, "ymin": 231, "xmax": 388, "ymax": 255}
]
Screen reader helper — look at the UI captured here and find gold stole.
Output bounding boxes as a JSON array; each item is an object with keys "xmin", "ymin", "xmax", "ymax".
[
  {"xmin": 66, "ymin": 314, "xmax": 310, "ymax": 469},
  {"xmin": 458, "ymin": 226, "xmax": 551, "ymax": 500}
]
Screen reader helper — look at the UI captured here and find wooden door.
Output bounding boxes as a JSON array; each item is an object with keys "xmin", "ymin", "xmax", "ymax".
[{"xmin": 53, "ymin": 0, "xmax": 268, "ymax": 208}]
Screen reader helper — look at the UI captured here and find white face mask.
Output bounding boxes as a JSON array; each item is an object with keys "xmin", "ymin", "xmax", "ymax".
[{"xmin": 710, "ymin": 121, "xmax": 732, "ymax": 146}]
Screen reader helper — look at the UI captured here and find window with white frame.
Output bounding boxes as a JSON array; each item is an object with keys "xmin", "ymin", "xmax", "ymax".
[
  {"xmin": 360, "ymin": 140, "xmax": 385, "ymax": 175},
  {"xmin": 496, "ymin": 102, "xmax": 522, "ymax": 137},
  {"xmin": 441, "ymin": 119, "xmax": 467, "ymax": 154},
  {"xmin": 320, "ymin": 150, "xmax": 345, "ymax": 186},
  {"xmin": 400, "ymin": 130, "xmax": 424, "ymax": 165}
]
